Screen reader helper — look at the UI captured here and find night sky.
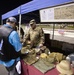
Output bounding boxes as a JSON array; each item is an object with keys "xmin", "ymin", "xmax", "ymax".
[{"xmin": 0, "ymin": 0, "xmax": 32, "ymax": 24}]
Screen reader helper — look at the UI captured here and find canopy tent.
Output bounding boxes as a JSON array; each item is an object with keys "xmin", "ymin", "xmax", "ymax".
[
  {"xmin": 21, "ymin": 0, "xmax": 73, "ymax": 14},
  {"xmin": 2, "ymin": 0, "xmax": 73, "ymax": 20},
  {"xmin": 2, "ymin": 6, "xmax": 21, "ymax": 20},
  {"xmin": 1, "ymin": 0, "xmax": 74, "ymax": 39}
]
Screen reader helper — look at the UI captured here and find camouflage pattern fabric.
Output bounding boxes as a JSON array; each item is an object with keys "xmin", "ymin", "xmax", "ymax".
[
  {"xmin": 21, "ymin": 46, "xmax": 50, "ymax": 65},
  {"xmin": 40, "ymin": 56, "xmax": 56, "ymax": 64},
  {"xmin": 21, "ymin": 46, "xmax": 50, "ymax": 56},
  {"xmin": 49, "ymin": 52, "xmax": 66, "ymax": 63},
  {"xmin": 24, "ymin": 26, "xmax": 45, "ymax": 48},
  {"xmin": 33, "ymin": 58, "xmax": 55, "ymax": 73},
  {"xmin": 22, "ymin": 49, "xmax": 38, "ymax": 65},
  {"xmin": 40, "ymin": 46, "xmax": 50, "ymax": 54}
]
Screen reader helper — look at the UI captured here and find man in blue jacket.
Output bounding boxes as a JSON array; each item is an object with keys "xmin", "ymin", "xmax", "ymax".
[{"xmin": 0, "ymin": 17, "xmax": 22, "ymax": 75}]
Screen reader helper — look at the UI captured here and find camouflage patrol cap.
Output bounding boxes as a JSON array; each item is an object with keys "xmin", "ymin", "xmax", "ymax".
[{"xmin": 29, "ymin": 19, "xmax": 35, "ymax": 25}]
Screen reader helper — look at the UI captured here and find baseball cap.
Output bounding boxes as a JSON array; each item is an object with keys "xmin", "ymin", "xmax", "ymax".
[
  {"xmin": 29, "ymin": 19, "xmax": 35, "ymax": 25},
  {"xmin": 6, "ymin": 17, "xmax": 17, "ymax": 23}
]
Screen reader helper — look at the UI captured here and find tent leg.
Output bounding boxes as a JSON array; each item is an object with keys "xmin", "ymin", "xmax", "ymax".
[
  {"xmin": 52, "ymin": 23, "xmax": 55, "ymax": 40},
  {"xmin": 19, "ymin": 14, "xmax": 21, "ymax": 36}
]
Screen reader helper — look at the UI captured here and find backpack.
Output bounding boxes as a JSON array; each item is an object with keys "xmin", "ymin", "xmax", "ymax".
[{"xmin": 0, "ymin": 26, "xmax": 20, "ymax": 61}]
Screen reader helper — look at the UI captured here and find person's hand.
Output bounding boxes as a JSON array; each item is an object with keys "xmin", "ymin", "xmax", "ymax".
[
  {"xmin": 39, "ymin": 43, "xmax": 43, "ymax": 47},
  {"xmin": 27, "ymin": 40, "xmax": 31, "ymax": 44}
]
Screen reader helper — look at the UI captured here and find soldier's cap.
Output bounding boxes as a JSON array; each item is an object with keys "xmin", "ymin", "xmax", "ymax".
[
  {"xmin": 29, "ymin": 19, "xmax": 35, "ymax": 25},
  {"xmin": 6, "ymin": 17, "xmax": 17, "ymax": 23}
]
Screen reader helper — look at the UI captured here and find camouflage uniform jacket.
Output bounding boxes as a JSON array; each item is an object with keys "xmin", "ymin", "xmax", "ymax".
[{"xmin": 25, "ymin": 26, "xmax": 45, "ymax": 47}]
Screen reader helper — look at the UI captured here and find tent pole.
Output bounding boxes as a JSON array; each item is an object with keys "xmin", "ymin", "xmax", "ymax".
[
  {"xmin": 52, "ymin": 23, "xmax": 55, "ymax": 40},
  {"xmin": 19, "ymin": 14, "xmax": 21, "ymax": 36},
  {"xmin": 19, "ymin": 7, "xmax": 21, "ymax": 36}
]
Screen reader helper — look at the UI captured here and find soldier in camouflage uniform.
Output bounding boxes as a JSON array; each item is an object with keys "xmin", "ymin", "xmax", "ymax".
[
  {"xmin": 21, "ymin": 20, "xmax": 50, "ymax": 64},
  {"xmin": 23, "ymin": 19, "xmax": 45, "ymax": 48}
]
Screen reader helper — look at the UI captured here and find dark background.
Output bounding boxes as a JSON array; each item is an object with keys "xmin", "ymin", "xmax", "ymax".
[{"xmin": 0, "ymin": 0, "xmax": 35, "ymax": 24}]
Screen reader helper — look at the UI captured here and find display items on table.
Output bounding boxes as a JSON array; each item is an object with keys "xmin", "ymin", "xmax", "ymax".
[
  {"xmin": 21, "ymin": 47, "xmax": 50, "ymax": 65},
  {"xmin": 35, "ymin": 47, "xmax": 41, "ymax": 57},
  {"xmin": 66, "ymin": 53, "xmax": 74, "ymax": 68},
  {"xmin": 48, "ymin": 52, "xmax": 66, "ymax": 63},
  {"xmin": 23, "ymin": 49, "xmax": 39, "ymax": 65},
  {"xmin": 26, "ymin": 61, "xmax": 60, "ymax": 75},
  {"xmin": 21, "ymin": 45, "xmax": 69, "ymax": 75},
  {"xmin": 40, "ymin": 53, "xmax": 48, "ymax": 58},
  {"xmin": 33, "ymin": 58, "xmax": 55, "ymax": 74},
  {"xmin": 21, "ymin": 52, "xmax": 72, "ymax": 75},
  {"xmin": 32, "ymin": 52, "xmax": 65, "ymax": 74},
  {"xmin": 21, "ymin": 45, "xmax": 50, "ymax": 57},
  {"xmin": 56, "ymin": 60, "xmax": 74, "ymax": 75}
]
